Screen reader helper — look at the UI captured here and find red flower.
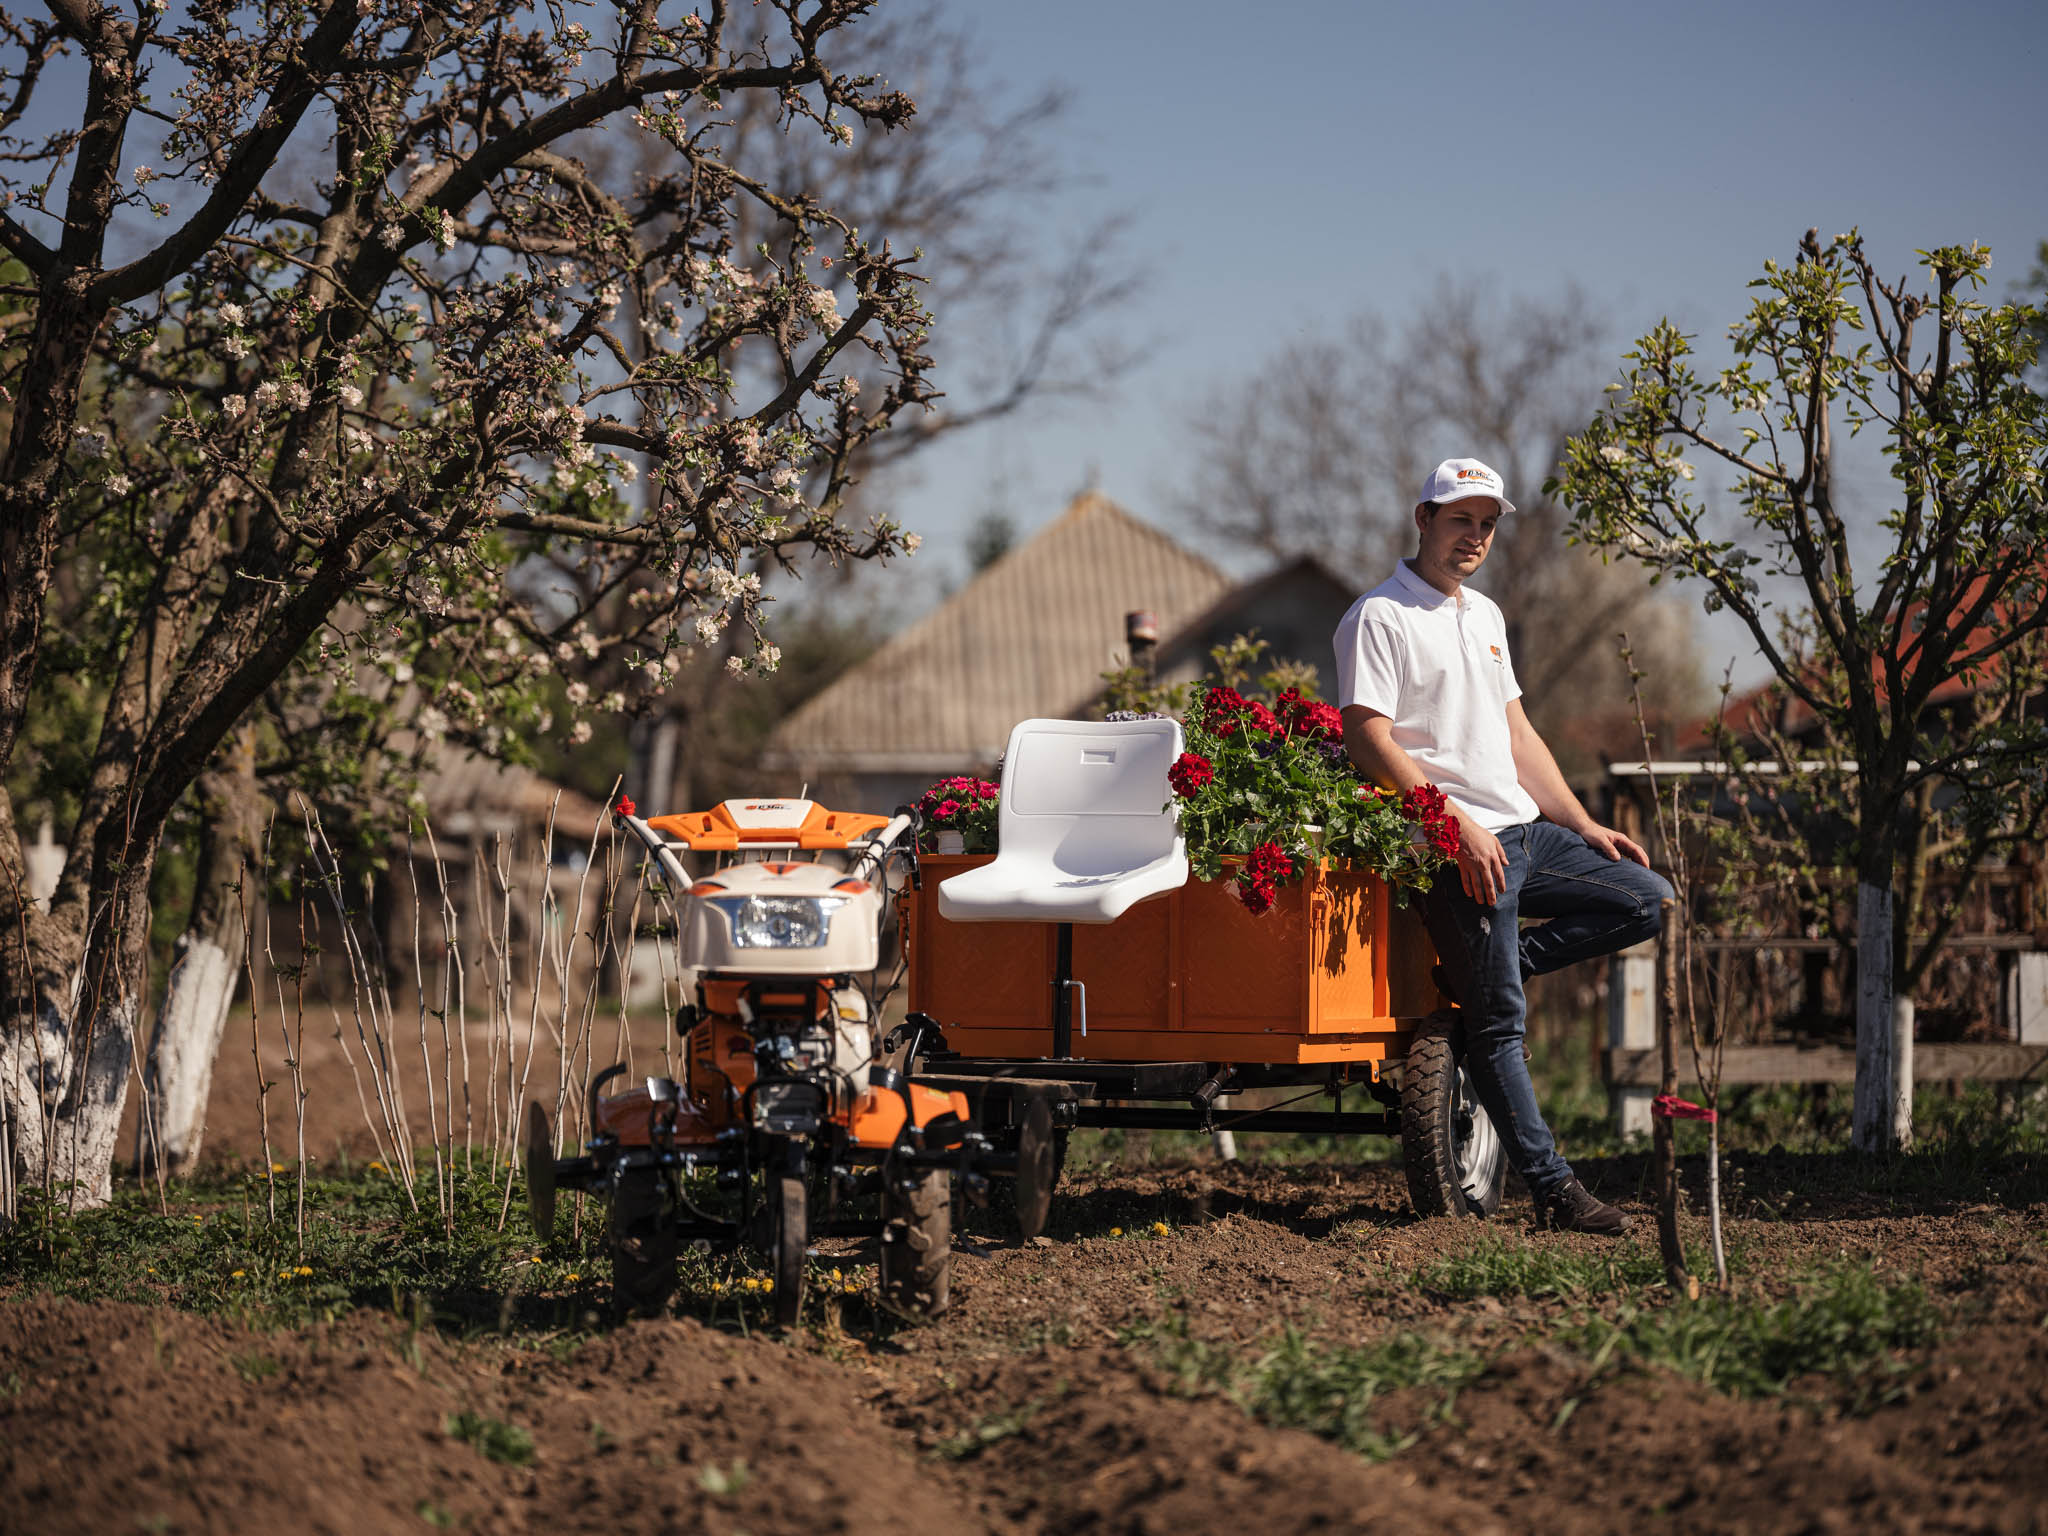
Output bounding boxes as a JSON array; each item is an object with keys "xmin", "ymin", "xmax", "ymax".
[
  {"xmin": 1400, "ymin": 784, "xmax": 1462, "ymax": 858},
  {"xmin": 1245, "ymin": 840, "xmax": 1295, "ymax": 885},
  {"xmin": 1168, "ymin": 752, "xmax": 1214, "ymax": 797},
  {"xmin": 1232, "ymin": 840, "xmax": 1294, "ymax": 915},
  {"xmin": 1200, "ymin": 685, "xmax": 1250, "ymax": 734},
  {"xmin": 1242, "ymin": 700, "xmax": 1282, "ymax": 737},
  {"xmin": 1293, "ymin": 700, "xmax": 1343, "ymax": 739},
  {"xmin": 935, "ymin": 798, "xmax": 960, "ymax": 820},
  {"xmin": 614, "ymin": 794, "xmax": 637, "ymax": 818}
]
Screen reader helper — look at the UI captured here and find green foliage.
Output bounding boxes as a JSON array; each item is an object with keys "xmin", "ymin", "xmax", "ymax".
[
  {"xmin": 1174, "ymin": 676, "xmax": 1443, "ymax": 901},
  {"xmin": 1553, "ymin": 233, "xmax": 2048, "ymax": 889},
  {"xmin": 445, "ymin": 1410, "xmax": 536, "ymax": 1467},
  {"xmin": 1415, "ymin": 1232, "xmax": 1679, "ymax": 1299},
  {"xmin": 1130, "ymin": 1316, "xmax": 1483, "ymax": 1462},
  {"xmin": 1569, "ymin": 1264, "xmax": 1941, "ymax": 1402}
]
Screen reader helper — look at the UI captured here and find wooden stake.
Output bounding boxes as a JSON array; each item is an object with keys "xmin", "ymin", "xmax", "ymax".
[{"xmin": 1654, "ymin": 898, "xmax": 1691, "ymax": 1293}]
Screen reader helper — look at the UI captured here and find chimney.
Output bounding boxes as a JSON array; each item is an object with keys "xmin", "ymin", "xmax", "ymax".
[{"xmin": 1125, "ymin": 610, "xmax": 1158, "ymax": 681}]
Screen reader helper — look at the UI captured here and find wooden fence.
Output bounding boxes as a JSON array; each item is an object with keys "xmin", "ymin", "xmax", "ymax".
[{"xmin": 1602, "ymin": 942, "xmax": 2048, "ymax": 1136}]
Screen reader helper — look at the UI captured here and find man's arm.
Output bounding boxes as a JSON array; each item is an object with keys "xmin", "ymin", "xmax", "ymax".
[
  {"xmin": 1504, "ymin": 699, "xmax": 1650, "ymax": 866},
  {"xmin": 1341, "ymin": 704, "xmax": 1511, "ymax": 904}
]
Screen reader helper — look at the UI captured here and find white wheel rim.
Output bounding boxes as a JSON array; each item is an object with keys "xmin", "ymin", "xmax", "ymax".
[{"xmin": 1452, "ymin": 1066, "xmax": 1503, "ymax": 1203}]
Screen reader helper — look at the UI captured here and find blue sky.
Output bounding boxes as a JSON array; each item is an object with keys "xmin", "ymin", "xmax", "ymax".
[{"xmin": 878, "ymin": 0, "xmax": 2048, "ymax": 676}]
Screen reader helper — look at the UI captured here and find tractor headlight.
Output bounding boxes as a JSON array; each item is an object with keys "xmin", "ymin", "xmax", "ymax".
[{"xmin": 704, "ymin": 894, "xmax": 846, "ymax": 948}]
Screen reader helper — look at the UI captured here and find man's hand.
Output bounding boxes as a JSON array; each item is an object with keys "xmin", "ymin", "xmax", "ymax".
[
  {"xmin": 1452, "ymin": 807, "xmax": 1508, "ymax": 905},
  {"xmin": 1576, "ymin": 823, "xmax": 1651, "ymax": 867}
]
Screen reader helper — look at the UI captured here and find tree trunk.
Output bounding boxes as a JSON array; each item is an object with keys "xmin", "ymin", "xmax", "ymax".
[
  {"xmin": 1, "ymin": 857, "xmax": 155, "ymax": 1213},
  {"xmin": 137, "ymin": 729, "xmax": 263, "ymax": 1178},
  {"xmin": 1851, "ymin": 877, "xmax": 1899, "ymax": 1153}
]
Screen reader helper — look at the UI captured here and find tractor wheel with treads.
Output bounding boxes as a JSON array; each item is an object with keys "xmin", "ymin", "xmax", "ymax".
[
  {"xmin": 880, "ymin": 1165, "xmax": 952, "ymax": 1317},
  {"xmin": 607, "ymin": 1167, "xmax": 677, "ymax": 1319},
  {"xmin": 771, "ymin": 1173, "xmax": 806, "ymax": 1329},
  {"xmin": 1401, "ymin": 1012, "xmax": 1506, "ymax": 1218}
]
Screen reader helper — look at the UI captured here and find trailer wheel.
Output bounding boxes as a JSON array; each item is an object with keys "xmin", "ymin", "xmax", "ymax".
[
  {"xmin": 771, "ymin": 1173, "xmax": 807, "ymax": 1329},
  {"xmin": 1013, "ymin": 1095, "xmax": 1061, "ymax": 1241},
  {"xmin": 880, "ymin": 1166, "xmax": 952, "ymax": 1317},
  {"xmin": 1401, "ymin": 1014, "xmax": 1506, "ymax": 1218},
  {"xmin": 608, "ymin": 1167, "xmax": 677, "ymax": 1319}
]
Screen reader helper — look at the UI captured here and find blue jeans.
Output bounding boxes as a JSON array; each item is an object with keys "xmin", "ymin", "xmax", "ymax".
[{"xmin": 1420, "ymin": 821, "xmax": 1673, "ymax": 1198}]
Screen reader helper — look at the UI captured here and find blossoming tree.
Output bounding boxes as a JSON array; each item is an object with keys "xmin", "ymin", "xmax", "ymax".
[
  {"xmin": 1552, "ymin": 232, "xmax": 2048, "ymax": 1153},
  {"xmin": 0, "ymin": 0, "xmax": 961, "ymax": 1211}
]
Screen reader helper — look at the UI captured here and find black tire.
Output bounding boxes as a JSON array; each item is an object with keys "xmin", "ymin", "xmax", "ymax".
[
  {"xmin": 771, "ymin": 1173, "xmax": 806, "ymax": 1329},
  {"xmin": 608, "ymin": 1166, "xmax": 677, "ymax": 1319},
  {"xmin": 1401, "ymin": 1013, "xmax": 1506, "ymax": 1218},
  {"xmin": 880, "ymin": 1165, "xmax": 952, "ymax": 1316}
]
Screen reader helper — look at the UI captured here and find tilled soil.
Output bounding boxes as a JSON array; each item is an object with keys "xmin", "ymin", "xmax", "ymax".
[{"xmin": 6, "ymin": 1158, "xmax": 2047, "ymax": 1535}]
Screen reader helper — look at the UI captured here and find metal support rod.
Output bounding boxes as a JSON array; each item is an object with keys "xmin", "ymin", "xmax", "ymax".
[
  {"xmin": 1053, "ymin": 922, "xmax": 1074, "ymax": 1059},
  {"xmin": 1069, "ymin": 1105, "xmax": 1396, "ymax": 1135}
]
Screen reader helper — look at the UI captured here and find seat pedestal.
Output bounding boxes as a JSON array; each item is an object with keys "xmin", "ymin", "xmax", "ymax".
[{"xmin": 1052, "ymin": 922, "xmax": 1075, "ymax": 1059}]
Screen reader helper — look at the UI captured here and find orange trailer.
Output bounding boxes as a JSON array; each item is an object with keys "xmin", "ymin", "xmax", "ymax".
[{"xmin": 895, "ymin": 854, "xmax": 1505, "ymax": 1224}]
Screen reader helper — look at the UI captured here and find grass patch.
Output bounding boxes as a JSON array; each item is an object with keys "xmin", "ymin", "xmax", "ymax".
[
  {"xmin": 1414, "ymin": 1231, "xmax": 1742, "ymax": 1300},
  {"xmin": 1129, "ymin": 1317, "xmax": 1484, "ymax": 1461},
  {"xmin": 0, "ymin": 1161, "xmax": 874, "ymax": 1343},
  {"xmin": 1569, "ymin": 1264, "xmax": 1942, "ymax": 1404},
  {"xmin": 933, "ymin": 1398, "xmax": 1047, "ymax": 1461},
  {"xmin": 445, "ymin": 1409, "xmax": 536, "ymax": 1466}
]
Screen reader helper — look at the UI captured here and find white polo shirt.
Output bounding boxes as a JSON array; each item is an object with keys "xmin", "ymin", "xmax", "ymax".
[{"xmin": 1333, "ymin": 559, "xmax": 1539, "ymax": 833}]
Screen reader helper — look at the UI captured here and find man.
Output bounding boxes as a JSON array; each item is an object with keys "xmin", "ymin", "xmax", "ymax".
[{"xmin": 1334, "ymin": 457, "xmax": 1671, "ymax": 1235}]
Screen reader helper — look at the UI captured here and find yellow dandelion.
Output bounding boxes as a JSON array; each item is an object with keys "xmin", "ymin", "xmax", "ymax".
[
  {"xmin": 528, "ymin": 1255, "xmax": 543, "ymax": 1265},
  {"xmin": 270, "ymin": 1162, "xmax": 285, "ymax": 1174},
  {"xmin": 1152, "ymin": 1221, "xmax": 1169, "ymax": 1236},
  {"xmin": 564, "ymin": 1273, "xmax": 580, "ymax": 1283},
  {"xmin": 193, "ymin": 1214, "xmax": 204, "ymax": 1224},
  {"xmin": 146, "ymin": 1266, "xmax": 156, "ymax": 1274},
  {"xmin": 762, "ymin": 1279, "xmax": 774, "ymax": 1292},
  {"xmin": 368, "ymin": 1160, "xmax": 386, "ymax": 1173},
  {"xmin": 830, "ymin": 1267, "xmax": 842, "ymax": 1283},
  {"xmin": 278, "ymin": 1269, "xmax": 293, "ymax": 1280},
  {"xmin": 1109, "ymin": 1227, "xmax": 1123, "ymax": 1237},
  {"xmin": 231, "ymin": 1269, "xmax": 245, "ymax": 1279},
  {"xmin": 295, "ymin": 1265, "xmax": 313, "ymax": 1277}
]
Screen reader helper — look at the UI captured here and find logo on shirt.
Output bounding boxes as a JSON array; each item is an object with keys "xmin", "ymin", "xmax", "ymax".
[{"xmin": 1488, "ymin": 644, "xmax": 1504, "ymax": 666}]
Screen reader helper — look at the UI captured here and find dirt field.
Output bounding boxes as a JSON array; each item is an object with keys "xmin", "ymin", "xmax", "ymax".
[{"xmin": 6, "ymin": 1137, "xmax": 2047, "ymax": 1536}]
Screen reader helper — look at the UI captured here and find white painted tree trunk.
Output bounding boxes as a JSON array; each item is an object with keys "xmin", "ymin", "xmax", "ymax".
[
  {"xmin": 1891, "ymin": 995, "xmax": 1915, "ymax": 1152},
  {"xmin": 1851, "ymin": 880, "xmax": 1900, "ymax": 1153},
  {"xmin": 0, "ymin": 996, "xmax": 136, "ymax": 1211},
  {"xmin": 137, "ymin": 935, "xmax": 241, "ymax": 1176}
]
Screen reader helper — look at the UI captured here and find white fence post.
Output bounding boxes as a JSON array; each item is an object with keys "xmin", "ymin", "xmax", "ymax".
[
  {"xmin": 2009, "ymin": 953, "xmax": 2048, "ymax": 1045},
  {"xmin": 1608, "ymin": 941, "xmax": 1658, "ymax": 1141}
]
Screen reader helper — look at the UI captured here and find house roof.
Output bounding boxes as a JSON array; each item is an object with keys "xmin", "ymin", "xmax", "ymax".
[
  {"xmin": 1146, "ymin": 553, "xmax": 1358, "ymax": 670},
  {"xmin": 767, "ymin": 492, "xmax": 1234, "ymax": 772}
]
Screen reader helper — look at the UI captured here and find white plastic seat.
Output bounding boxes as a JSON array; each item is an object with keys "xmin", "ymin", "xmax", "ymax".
[{"xmin": 938, "ymin": 718, "xmax": 1188, "ymax": 924}]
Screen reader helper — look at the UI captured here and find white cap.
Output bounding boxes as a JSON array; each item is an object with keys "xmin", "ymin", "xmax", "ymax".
[{"xmin": 1418, "ymin": 457, "xmax": 1514, "ymax": 514}]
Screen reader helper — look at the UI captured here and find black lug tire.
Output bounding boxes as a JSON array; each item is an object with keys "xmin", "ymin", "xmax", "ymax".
[
  {"xmin": 1401, "ymin": 1013, "xmax": 1507, "ymax": 1218},
  {"xmin": 772, "ymin": 1174, "xmax": 806, "ymax": 1330},
  {"xmin": 608, "ymin": 1167, "xmax": 677, "ymax": 1320},
  {"xmin": 880, "ymin": 1166, "xmax": 952, "ymax": 1317}
]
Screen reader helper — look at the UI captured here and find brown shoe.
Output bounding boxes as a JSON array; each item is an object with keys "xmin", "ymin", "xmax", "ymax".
[{"xmin": 1536, "ymin": 1177, "xmax": 1631, "ymax": 1236}]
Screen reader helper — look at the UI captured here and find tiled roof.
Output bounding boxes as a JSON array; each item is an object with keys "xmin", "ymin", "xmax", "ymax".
[{"xmin": 767, "ymin": 493, "xmax": 1233, "ymax": 771}]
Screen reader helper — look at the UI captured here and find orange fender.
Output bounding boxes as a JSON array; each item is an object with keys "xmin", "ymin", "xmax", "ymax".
[{"xmin": 846, "ymin": 1082, "xmax": 971, "ymax": 1149}]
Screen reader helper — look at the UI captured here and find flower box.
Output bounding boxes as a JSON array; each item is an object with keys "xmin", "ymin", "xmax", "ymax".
[{"xmin": 899, "ymin": 855, "xmax": 1440, "ymax": 1066}]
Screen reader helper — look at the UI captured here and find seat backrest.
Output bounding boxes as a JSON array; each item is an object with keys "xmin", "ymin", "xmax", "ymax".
[{"xmin": 996, "ymin": 718, "xmax": 1184, "ymax": 877}]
